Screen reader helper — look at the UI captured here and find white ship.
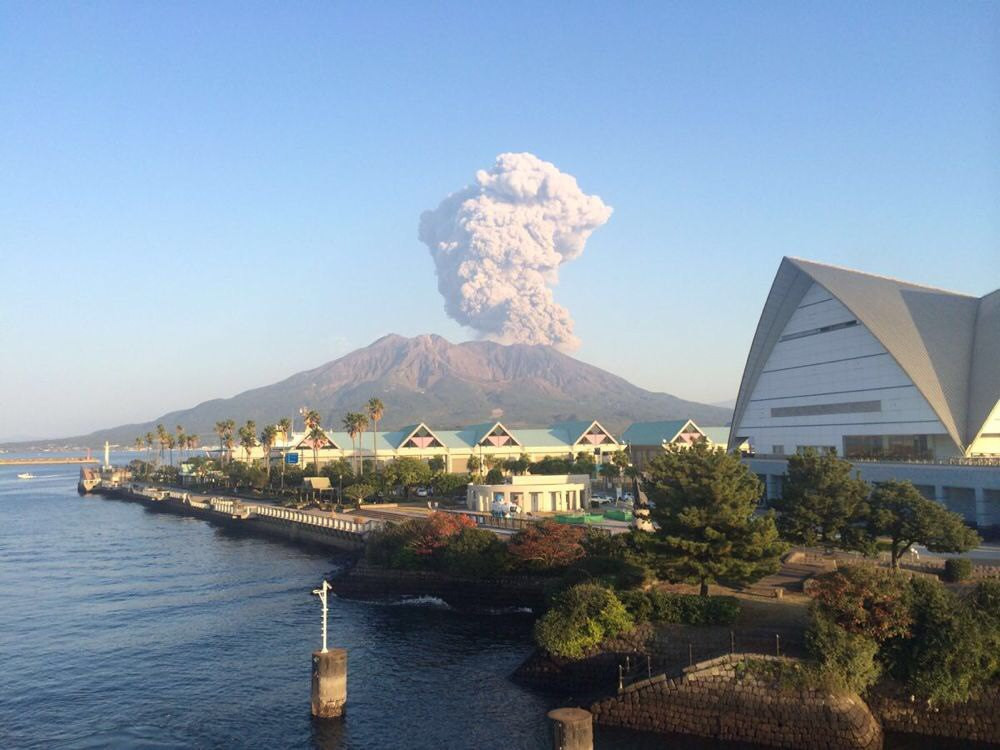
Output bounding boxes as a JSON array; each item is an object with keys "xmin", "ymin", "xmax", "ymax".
[{"xmin": 17, "ymin": 472, "xmax": 35, "ymax": 480}]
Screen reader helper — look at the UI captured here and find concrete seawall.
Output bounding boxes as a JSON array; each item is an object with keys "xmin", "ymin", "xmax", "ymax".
[{"xmin": 96, "ymin": 486, "xmax": 372, "ymax": 552}]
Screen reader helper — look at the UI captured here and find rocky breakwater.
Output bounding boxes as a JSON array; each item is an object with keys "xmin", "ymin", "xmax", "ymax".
[
  {"xmin": 590, "ymin": 653, "xmax": 883, "ymax": 750},
  {"xmin": 329, "ymin": 559, "xmax": 553, "ymax": 612}
]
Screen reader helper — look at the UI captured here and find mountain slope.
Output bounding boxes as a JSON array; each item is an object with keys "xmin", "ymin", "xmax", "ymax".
[{"xmin": 67, "ymin": 334, "xmax": 733, "ymax": 445}]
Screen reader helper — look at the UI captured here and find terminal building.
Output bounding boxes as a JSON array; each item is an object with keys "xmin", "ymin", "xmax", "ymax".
[
  {"xmin": 730, "ymin": 257, "xmax": 1000, "ymax": 529},
  {"xmin": 621, "ymin": 420, "xmax": 737, "ymax": 471},
  {"xmin": 260, "ymin": 419, "xmax": 624, "ymax": 473}
]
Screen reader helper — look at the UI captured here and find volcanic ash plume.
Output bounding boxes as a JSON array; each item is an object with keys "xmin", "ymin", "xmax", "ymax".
[{"xmin": 418, "ymin": 152, "xmax": 612, "ymax": 351}]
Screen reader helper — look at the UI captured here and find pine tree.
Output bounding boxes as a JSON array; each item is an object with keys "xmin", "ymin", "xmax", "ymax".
[
  {"xmin": 644, "ymin": 441, "xmax": 787, "ymax": 596},
  {"xmin": 772, "ymin": 448, "xmax": 871, "ymax": 550},
  {"xmin": 867, "ymin": 480, "xmax": 980, "ymax": 568}
]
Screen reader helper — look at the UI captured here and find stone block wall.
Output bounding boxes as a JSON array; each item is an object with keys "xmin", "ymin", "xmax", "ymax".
[
  {"xmin": 590, "ymin": 654, "xmax": 882, "ymax": 750},
  {"xmin": 868, "ymin": 681, "xmax": 1000, "ymax": 744}
]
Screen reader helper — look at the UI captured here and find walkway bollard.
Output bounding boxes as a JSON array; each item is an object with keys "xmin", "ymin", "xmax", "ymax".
[
  {"xmin": 310, "ymin": 580, "xmax": 346, "ymax": 718},
  {"xmin": 548, "ymin": 707, "xmax": 593, "ymax": 750}
]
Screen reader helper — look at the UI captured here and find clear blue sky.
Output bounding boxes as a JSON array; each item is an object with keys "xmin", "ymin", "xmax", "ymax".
[{"xmin": 2, "ymin": 1, "xmax": 997, "ymax": 439}]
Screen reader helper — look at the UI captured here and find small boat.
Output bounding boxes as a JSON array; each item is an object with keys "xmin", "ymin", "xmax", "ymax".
[{"xmin": 17, "ymin": 473, "xmax": 35, "ymax": 480}]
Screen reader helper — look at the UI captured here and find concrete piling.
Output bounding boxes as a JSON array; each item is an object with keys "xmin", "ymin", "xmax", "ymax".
[
  {"xmin": 548, "ymin": 707, "xmax": 593, "ymax": 750},
  {"xmin": 311, "ymin": 648, "xmax": 347, "ymax": 718}
]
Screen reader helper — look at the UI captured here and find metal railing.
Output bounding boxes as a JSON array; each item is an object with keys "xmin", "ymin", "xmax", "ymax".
[
  {"xmin": 208, "ymin": 498, "xmax": 381, "ymax": 535},
  {"xmin": 752, "ymin": 453, "xmax": 1000, "ymax": 467}
]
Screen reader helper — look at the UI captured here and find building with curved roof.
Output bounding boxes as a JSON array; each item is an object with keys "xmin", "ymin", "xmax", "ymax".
[
  {"xmin": 730, "ymin": 258, "xmax": 1000, "ymax": 529},
  {"xmin": 730, "ymin": 257, "xmax": 1000, "ymax": 460}
]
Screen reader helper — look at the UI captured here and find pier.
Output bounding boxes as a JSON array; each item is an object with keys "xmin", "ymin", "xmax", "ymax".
[{"xmin": 1, "ymin": 457, "xmax": 98, "ymax": 466}]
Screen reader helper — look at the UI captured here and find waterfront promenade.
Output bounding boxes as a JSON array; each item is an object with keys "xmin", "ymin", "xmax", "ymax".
[{"xmin": 96, "ymin": 482, "xmax": 385, "ymax": 551}]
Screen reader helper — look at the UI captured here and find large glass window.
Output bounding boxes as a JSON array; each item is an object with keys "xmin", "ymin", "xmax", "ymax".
[
  {"xmin": 843, "ymin": 434, "xmax": 932, "ymax": 460},
  {"xmin": 886, "ymin": 434, "xmax": 930, "ymax": 459},
  {"xmin": 843, "ymin": 435, "xmax": 883, "ymax": 458}
]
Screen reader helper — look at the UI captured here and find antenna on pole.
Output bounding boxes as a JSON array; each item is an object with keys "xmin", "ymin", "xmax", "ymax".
[{"xmin": 312, "ymin": 580, "xmax": 332, "ymax": 653}]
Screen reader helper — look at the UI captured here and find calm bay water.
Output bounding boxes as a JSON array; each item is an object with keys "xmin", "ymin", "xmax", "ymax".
[
  {"xmin": 0, "ymin": 457, "xmax": 969, "ymax": 750},
  {"xmin": 0, "ymin": 459, "xmax": 558, "ymax": 749}
]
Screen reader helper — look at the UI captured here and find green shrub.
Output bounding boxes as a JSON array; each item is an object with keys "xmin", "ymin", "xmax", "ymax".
[
  {"xmin": 534, "ymin": 583, "xmax": 634, "ymax": 659},
  {"xmin": 365, "ymin": 519, "xmax": 427, "ymax": 569},
  {"xmin": 618, "ymin": 590, "xmax": 740, "ymax": 626},
  {"xmin": 970, "ymin": 579, "xmax": 1000, "ymax": 619},
  {"xmin": 805, "ymin": 610, "xmax": 881, "ymax": 694},
  {"xmin": 888, "ymin": 576, "xmax": 999, "ymax": 705},
  {"xmin": 440, "ymin": 527, "xmax": 509, "ymax": 578},
  {"xmin": 571, "ymin": 530, "xmax": 653, "ymax": 589},
  {"xmin": 943, "ymin": 557, "xmax": 972, "ymax": 583},
  {"xmin": 618, "ymin": 589, "xmax": 653, "ymax": 622},
  {"xmin": 704, "ymin": 595, "xmax": 743, "ymax": 625}
]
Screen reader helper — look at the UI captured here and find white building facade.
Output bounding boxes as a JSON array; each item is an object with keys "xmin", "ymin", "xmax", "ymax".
[
  {"xmin": 730, "ymin": 258, "xmax": 1000, "ymax": 529},
  {"xmin": 467, "ymin": 474, "xmax": 591, "ymax": 514}
]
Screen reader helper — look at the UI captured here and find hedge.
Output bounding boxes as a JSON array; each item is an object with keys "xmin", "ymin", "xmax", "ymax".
[
  {"xmin": 943, "ymin": 557, "xmax": 972, "ymax": 583},
  {"xmin": 619, "ymin": 589, "xmax": 741, "ymax": 626}
]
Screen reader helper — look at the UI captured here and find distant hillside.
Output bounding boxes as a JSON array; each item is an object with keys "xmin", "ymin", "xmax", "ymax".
[{"xmin": 33, "ymin": 334, "xmax": 732, "ymax": 447}]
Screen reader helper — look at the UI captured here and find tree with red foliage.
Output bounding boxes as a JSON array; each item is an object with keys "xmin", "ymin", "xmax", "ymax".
[
  {"xmin": 808, "ymin": 565, "xmax": 912, "ymax": 643},
  {"xmin": 409, "ymin": 512, "xmax": 476, "ymax": 557},
  {"xmin": 508, "ymin": 521, "xmax": 585, "ymax": 571}
]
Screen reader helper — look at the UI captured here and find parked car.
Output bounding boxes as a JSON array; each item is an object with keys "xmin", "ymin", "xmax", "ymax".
[
  {"xmin": 590, "ymin": 494, "xmax": 614, "ymax": 507},
  {"xmin": 415, "ymin": 487, "xmax": 430, "ymax": 498},
  {"xmin": 620, "ymin": 491, "xmax": 634, "ymax": 503}
]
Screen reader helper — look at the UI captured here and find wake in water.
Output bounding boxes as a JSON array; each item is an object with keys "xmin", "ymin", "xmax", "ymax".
[{"xmin": 346, "ymin": 594, "xmax": 534, "ymax": 615}]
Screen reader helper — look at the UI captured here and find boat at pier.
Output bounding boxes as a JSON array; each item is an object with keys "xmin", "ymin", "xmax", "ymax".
[
  {"xmin": 78, "ymin": 467, "xmax": 101, "ymax": 494},
  {"xmin": 78, "ymin": 441, "xmax": 131, "ymax": 494}
]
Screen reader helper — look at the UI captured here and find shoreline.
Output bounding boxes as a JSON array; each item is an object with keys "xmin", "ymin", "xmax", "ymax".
[{"xmin": 91, "ymin": 481, "xmax": 1000, "ymax": 750}]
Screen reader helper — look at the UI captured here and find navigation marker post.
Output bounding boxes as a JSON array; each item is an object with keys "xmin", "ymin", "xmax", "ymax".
[
  {"xmin": 310, "ymin": 580, "xmax": 347, "ymax": 719},
  {"xmin": 313, "ymin": 580, "xmax": 331, "ymax": 653}
]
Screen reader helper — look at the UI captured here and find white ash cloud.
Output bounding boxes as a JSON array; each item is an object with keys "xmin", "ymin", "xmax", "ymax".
[{"xmin": 418, "ymin": 152, "xmax": 612, "ymax": 351}]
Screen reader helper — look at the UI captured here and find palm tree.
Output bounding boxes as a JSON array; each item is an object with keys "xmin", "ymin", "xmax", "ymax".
[
  {"xmin": 278, "ymin": 417, "xmax": 293, "ymax": 443},
  {"xmin": 175, "ymin": 425, "xmax": 186, "ymax": 462},
  {"xmin": 366, "ymin": 397, "xmax": 385, "ymax": 474},
  {"xmin": 134, "ymin": 437, "xmax": 143, "ymax": 454},
  {"xmin": 301, "ymin": 409, "xmax": 323, "ymax": 473},
  {"xmin": 306, "ymin": 425, "xmax": 327, "ymax": 475},
  {"xmin": 215, "ymin": 420, "xmax": 235, "ymax": 466},
  {"xmin": 187, "ymin": 433, "xmax": 199, "ymax": 455},
  {"xmin": 144, "ymin": 432, "xmax": 155, "ymax": 476},
  {"xmin": 342, "ymin": 412, "xmax": 366, "ymax": 476},
  {"xmin": 277, "ymin": 417, "xmax": 293, "ymax": 489},
  {"xmin": 239, "ymin": 420, "xmax": 257, "ymax": 463},
  {"xmin": 260, "ymin": 424, "xmax": 278, "ymax": 481},
  {"xmin": 156, "ymin": 424, "xmax": 168, "ymax": 465},
  {"xmin": 356, "ymin": 412, "xmax": 369, "ymax": 475},
  {"xmin": 166, "ymin": 434, "xmax": 176, "ymax": 466}
]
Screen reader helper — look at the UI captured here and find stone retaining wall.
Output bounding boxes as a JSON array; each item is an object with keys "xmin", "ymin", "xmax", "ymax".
[
  {"xmin": 868, "ymin": 681, "xmax": 1000, "ymax": 745},
  {"xmin": 590, "ymin": 654, "xmax": 882, "ymax": 750}
]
